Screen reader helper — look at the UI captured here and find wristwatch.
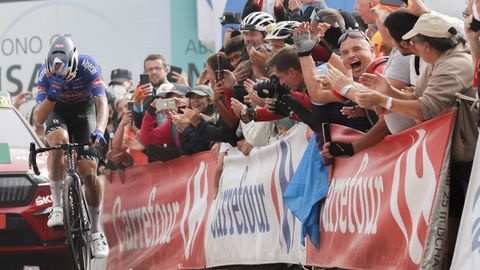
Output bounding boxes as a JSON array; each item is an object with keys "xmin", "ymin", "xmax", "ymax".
[
  {"xmin": 339, "ymin": 85, "xmax": 353, "ymax": 97},
  {"xmin": 386, "ymin": 97, "xmax": 393, "ymax": 110}
]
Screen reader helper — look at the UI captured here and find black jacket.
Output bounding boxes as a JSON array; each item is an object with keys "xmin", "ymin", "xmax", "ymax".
[
  {"xmin": 194, "ymin": 117, "xmax": 240, "ymax": 147},
  {"xmin": 179, "ymin": 105, "xmax": 216, "ymax": 155}
]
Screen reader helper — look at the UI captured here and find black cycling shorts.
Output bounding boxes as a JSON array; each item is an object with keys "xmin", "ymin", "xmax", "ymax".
[{"xmin": 45, "ymin": 99, "xmax": 98, "ymax": 161}]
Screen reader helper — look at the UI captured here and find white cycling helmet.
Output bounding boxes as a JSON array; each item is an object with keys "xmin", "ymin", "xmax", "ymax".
[
  {"xmin": 265, "ymin": 21, "xmax": 301, "ymax": 41},
  {"xmin": 240, "ymin": 11, "xmax": 275, "ymax": 32}
]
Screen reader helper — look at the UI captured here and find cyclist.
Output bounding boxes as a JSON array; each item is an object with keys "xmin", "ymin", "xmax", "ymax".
[
  {"xmin": 264, "ymin": 20, "xmax": 300, "ymax": 54},
  {"xmin": 34, "ymin": 36, "xmax": 109, "ymax": 259}
]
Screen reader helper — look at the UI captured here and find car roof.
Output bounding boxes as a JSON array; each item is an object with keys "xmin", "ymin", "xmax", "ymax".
[{"xmin": 0, "ymin": 91, "xmax": 13, "ymax": 108}]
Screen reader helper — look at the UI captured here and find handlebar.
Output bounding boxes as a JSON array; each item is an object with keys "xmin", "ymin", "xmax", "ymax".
[{"xmin": 28, "ymin": 142, "xmax": 91, "ymax": 176}]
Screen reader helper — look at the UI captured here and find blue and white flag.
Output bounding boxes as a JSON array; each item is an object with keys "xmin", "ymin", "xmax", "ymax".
[{"xmin": 451, "ymin": 136, "xmax": 480, "ymax": 269}]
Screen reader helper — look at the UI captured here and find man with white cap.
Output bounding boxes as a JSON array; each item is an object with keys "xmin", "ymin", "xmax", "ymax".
[{"xmin": 353, "ymin": 13, "xmax": 474, "ymax": 143}]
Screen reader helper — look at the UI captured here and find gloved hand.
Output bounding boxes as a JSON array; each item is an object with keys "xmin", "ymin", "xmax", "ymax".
[
  {"xmin": 293, "ymin": 28, "xmax": 318, "ymax": 57},
  {"xmin": 266, "ymin": 97, "xmax": 291, "ymax": 117},
  {"xmin": 134, "ymin": 84, "xmax": 153, "ymax": 105},
  {"xmin": 90, "ymin": 128, "xmax": 107, "ymax": 146},
  {"xmin": 328, "ymin": 141, "xmax": 354, "ymax": 158},
  {"xmin": 48, "ymin": 76, "xmax": 66, "ymax": 99}
]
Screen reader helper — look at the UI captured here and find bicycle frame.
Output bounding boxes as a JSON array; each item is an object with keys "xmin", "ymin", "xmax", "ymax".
[
  {"xmin": 30, "ymin": 142, "xmax": 91, "ymax": 222},
  {"xmin": 29, "ymin": 142, "xmax": 93, "ymax": 270},
  {"xmin": 64, "ymin": 145, "xmax": 91, "ymax": 235}
]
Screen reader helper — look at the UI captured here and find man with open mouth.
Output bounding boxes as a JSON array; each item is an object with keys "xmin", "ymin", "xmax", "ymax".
[{"xmin": 338, "ymin": 29, "xmax": 386, "ymax": 81}]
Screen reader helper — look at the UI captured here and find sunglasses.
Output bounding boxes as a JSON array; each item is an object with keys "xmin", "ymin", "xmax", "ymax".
[
  {"xmin": 409, "ymin": 36, "xmax": 424, "ymax": 46},
  {"xmin": 310, "ymin": 10, "xmax": 321, "ymax": 21},
  {"xmin": 337, "ymin": 30, "xmax": 371, "ymax": 46}
]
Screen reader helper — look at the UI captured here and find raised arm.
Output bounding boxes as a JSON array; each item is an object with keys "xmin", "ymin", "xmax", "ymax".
[{"xmin": 294, "ymin": 23, "xmax": 341, "ymax": 104}]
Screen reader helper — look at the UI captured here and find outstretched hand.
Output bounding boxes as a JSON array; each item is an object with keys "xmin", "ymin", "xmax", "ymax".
[
  {"xmin": 326, "ymin": 63, "xmax": 354, "ymax": 93},
  {"xmin": 355, "ymin": 90, "xmax": 387, "ymax": 109},
  {"xmin": 398, "ymin": 0, "xmax": 430, "ymax": 17},
  {"xmin": 182, "ymin": 108, "xmax": 202, "ymax": 127},
  {"xmin": 293, "ymin": 22, "xmax": 318, "ymax": 55},
  {"xmin": 315, "ymin": 22, "xmax": 331, "ymax": 40},
  {"xmin": 359, "ymin": 72, "xmax": 393, "ymax": 95}
]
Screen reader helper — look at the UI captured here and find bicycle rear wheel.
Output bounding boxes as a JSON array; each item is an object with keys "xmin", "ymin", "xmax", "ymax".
[{"xmin": 63, "ymin": 176, "xmax": 91, "ymax": 270}]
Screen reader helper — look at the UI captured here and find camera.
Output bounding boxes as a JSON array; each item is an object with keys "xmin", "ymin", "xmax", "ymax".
[
  {"xmin": 220, "ymin": 12, "xmax": 242, "ymax": 26},
  {"xmin": 252, "ymin": 74, "xmax": 290, "ymax": 99}
]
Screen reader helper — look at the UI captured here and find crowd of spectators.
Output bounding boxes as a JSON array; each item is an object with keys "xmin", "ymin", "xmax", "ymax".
[{"xmin": 13, "ymin": 0, "xmax": 479, "ymax": 267}]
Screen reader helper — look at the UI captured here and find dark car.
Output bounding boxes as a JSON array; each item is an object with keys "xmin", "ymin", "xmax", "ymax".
[{"xmin": 0, "ymin": 91, "xmax": 73, "ymax": 269}]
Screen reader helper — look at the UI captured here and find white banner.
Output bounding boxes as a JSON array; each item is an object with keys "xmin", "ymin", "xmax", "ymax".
[
  {"xmin": 204, "ymin": 124, "xmax": 309, "ymax": 267},
  {"xmin": 0, "ymin": 0, "xmax": 172, "ymax": 95},
  {"xmin": 424, "ymin": 0, "xmax": 466, "ymax": 19},
  {"xmin": 451, "ymin": 136, "xmax": 480, "ymax": 270}
]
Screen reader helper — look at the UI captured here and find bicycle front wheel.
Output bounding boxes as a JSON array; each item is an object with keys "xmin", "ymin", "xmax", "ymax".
[{"xmin": 63, "ymin": 176, "xmax": 91, "ymax": 270}]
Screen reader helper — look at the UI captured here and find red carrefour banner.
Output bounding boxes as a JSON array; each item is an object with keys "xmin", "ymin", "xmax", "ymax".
[
  {"xmin": 307, "ymin": 112, "xmax": 455, "ymax": 269},
  {"xmin": 103, "ymin": 113, "xmax": 455, "ymax": 269},
  {"xmin": 103, "ymin": 152, "xmax": 216, "ymax": 270}
]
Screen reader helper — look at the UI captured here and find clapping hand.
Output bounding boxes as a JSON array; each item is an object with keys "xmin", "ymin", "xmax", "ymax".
[
  {"xmin": 360, "ymin": 72, "xmax": 393, "ymax": 96},
  {"xmin": 182, "ymin": 108, "xmax": 202, "ymax": 127}
]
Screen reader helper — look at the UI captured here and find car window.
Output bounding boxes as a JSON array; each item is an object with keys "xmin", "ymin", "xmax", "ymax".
[{"xmin": 0, "ymin": 108, "xmax": 39, "ymax": 148}]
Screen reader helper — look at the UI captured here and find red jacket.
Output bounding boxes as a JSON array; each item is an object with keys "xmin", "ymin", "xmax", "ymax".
[{"xmin": 139, "ymin": 113, "xmax": 179, "ymax": 146}]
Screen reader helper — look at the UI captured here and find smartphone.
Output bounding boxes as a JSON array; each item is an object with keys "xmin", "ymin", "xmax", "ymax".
[
  {"xmin": 127, "ymin": 101, "xmax": 134, "ymax": 125},
  {"xmin": 166, "ymin": 65, "xmax": 182, "ymax": 83},
  {"xmin": 127, "ymin": 101, "xmax": 134, "ymax": 111},
  {"xmin": 215, "ymin": 54, "xmax": 224, "ymax": 83},
  {"xmin": 140, "ymin": 73, "xmax": 150, "ymax": 85},
  {"xmin": 380, "ymin": 0, "xmax": 407, "ymax": 7},
  {"xmin": 25, "ymin": 92, "xmax": 34, "ymax": 101},
  {"xmin": 322, "ymin": 123, "xmax": 331, "ymax": 143},
  {"xmin": 156, "ymin": 98, "xmax": 177, "ymax": 111},
  {"xmin": 232, "ymin": 85, "xmax": 247, "ymax": 104}
]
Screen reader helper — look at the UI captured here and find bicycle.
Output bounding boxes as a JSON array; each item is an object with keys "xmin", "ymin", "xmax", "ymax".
[{"xmin": 29, "ymin": 142, "xmax": 92, "ymax": 270}]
